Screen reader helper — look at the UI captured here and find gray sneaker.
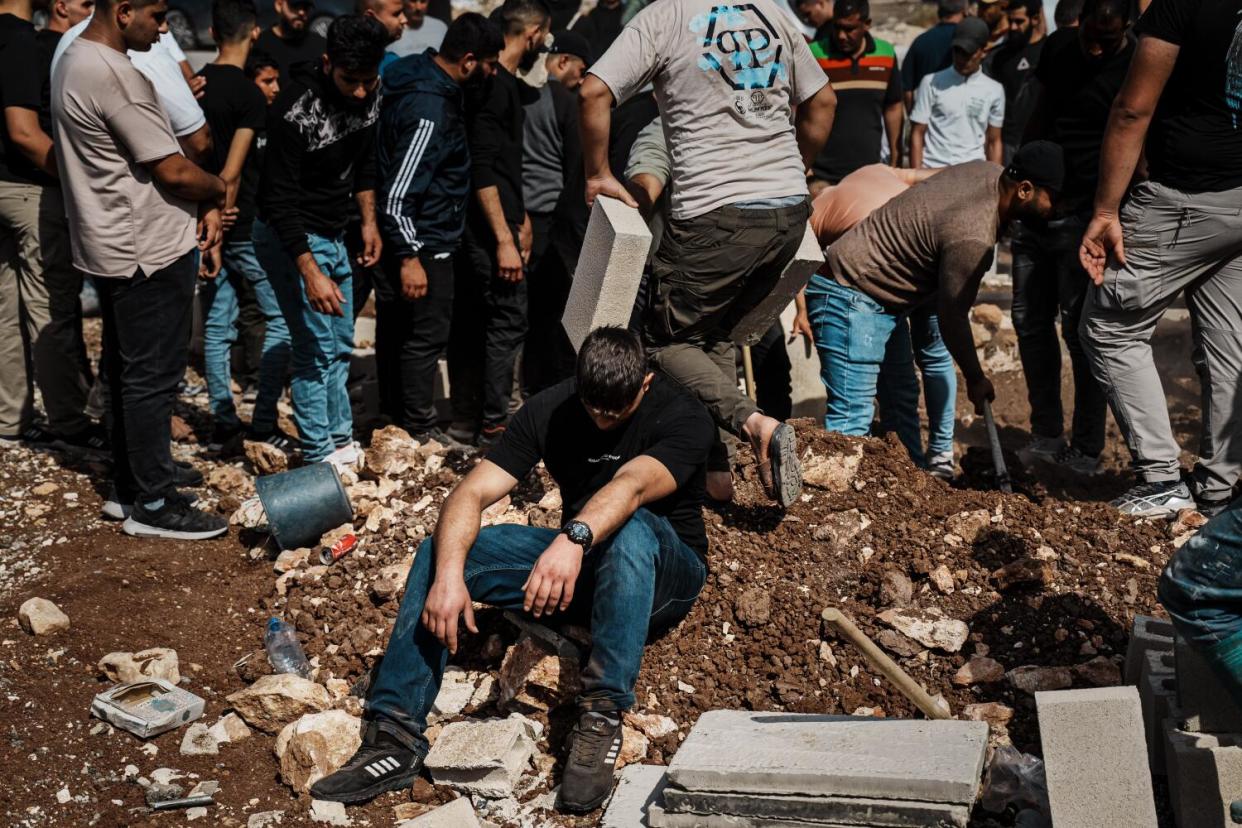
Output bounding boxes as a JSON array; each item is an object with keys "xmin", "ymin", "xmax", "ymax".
[
  {"xmin": 1052, "ymin": 444, "xmax": 1104, "ymax": 476},
  {"xmin": 1110, "ymin": 480, "xmax": 1194, "ymax": 518},
  {"xmin": 927, "ymin": 451, "xmax": 955, "ymax": 481}
]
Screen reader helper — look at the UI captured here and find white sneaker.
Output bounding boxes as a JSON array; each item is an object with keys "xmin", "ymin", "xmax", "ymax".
[
  {"xmin": 1016, "ymin": 435, "xmax": 1065, "ymax": 466},
  {"xmin": 927, "ymin": 451, "xmax": 955, "ymax": 481},
  {"xmin": 1111, "ymin": 480, "xmax": 1194, "ymax": 517},
  {"xmin": 1052, "ymin": 444, "xmax": 1104, "ymax": 476}
]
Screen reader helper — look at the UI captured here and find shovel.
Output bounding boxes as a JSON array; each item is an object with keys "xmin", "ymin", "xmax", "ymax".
[{"xmin": 982, "ymin": 400, "xmax": 1012, "ymax": 494}]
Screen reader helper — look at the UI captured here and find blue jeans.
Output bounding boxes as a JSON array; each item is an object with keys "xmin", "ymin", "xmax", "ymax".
[
  {"xmin": 366, "ymin": 508, "xmax": 707, "ymax": 753},
  {"xmin": 253, "ymin": 221, "xmax": 354, "ymax": 462},
  {"xmin": 1160, "ymin": 502, "xmax": 1242, "ymax": 647},
  {"xmin": 876, "ymin": 306, "xmax": 957, "ymax": 460},
  {"xmin": 199, "ymin": 238, "xmax": 290, "ymax": 432},
  {"xmin": 805, "ymin": 275, "xmax": 953, "ymax": 465}
]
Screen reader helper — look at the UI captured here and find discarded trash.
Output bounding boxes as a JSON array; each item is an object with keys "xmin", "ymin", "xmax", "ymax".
[
  {"xmin": 980, "ymin": 745, "xmax": 1049, "ymax": 820},
  {"xmin": 255, "ymin": 463, "xmax": 352, "ymax": 550},
  {"xmin": 150, "ymin": 795, "xmax": 215, "ymax": 811},
  {"xmin": 318, "ymin": 532, "xmax": 358, "ymax": 566},
  {"xmin": 265, "ymin": 617, "xmax": 311, "ymax": 679},
  {"xmin": 90, "ymin": 680, "xmax": 205, "ymax": 738}
]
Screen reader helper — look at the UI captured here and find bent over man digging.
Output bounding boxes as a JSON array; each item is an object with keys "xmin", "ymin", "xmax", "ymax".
[{"xmin": 311, "ymin": 326, "xmax": 713, "ymax": 813}]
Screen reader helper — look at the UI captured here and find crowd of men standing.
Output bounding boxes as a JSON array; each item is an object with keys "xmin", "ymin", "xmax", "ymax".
[{"xmin": 0, "ymin": 0, "xmax": 1238, "ymax": 550}]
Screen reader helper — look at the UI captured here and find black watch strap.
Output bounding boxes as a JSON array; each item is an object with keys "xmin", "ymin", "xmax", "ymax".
[{"xmin": 562, "ymin": 519, "xmax": 594, "ymax": 552}]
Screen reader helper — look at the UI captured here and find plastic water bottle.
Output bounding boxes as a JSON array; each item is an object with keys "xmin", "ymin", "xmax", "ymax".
[{"xmin": 264, "ymin": 617, "xmax": 310, "ymax": 678}]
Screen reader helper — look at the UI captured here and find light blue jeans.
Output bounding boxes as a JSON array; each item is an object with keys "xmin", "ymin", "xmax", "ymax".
[
  {"xmin": 805, "ymin": 275, "xmax": 956, "ymax": 465},
  {"xmin": 199, "ymin": 238, "xmax": 290, "ymax": 432},
  {"xmin": 253, "ymin": 221, "xmax": 354, "ymax": 462}
]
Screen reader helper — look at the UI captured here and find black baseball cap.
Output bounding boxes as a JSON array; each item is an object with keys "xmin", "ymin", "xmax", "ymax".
[
  {"xmin": 951, "ymin": 17, "xmax": 990, "ymax": 53},
  {"xmin": 1007, "ymin": 141, "xmax": 1066, "ymax": 192},
  {"xmin": 548, "ymin": 30, "xmax": 593, "ymax": 65}
]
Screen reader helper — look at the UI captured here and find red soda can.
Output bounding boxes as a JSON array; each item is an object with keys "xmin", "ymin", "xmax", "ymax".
[{"xmin": 319, "ymin": 533, "xmax": 358, "ymax": 565}]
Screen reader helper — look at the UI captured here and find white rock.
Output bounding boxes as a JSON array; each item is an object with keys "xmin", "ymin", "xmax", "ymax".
[
  {"xmin": 207, "ymin": 713, "xmax": 251, "ymax": 744},
  {"xmin": 18, "ymin": 597, "xmax": 69, "ymax": 636},
  {"xmin": 186, "ymin": 806, "xmax": 209, "ymax": 821},
  {"xmin": 56, "ymin": 786, "xmax": 71, "ymax": 804},
  {"xmin": 397, "ymin": 798, "xmax": 480, "ymax": 827},
  {"xmin": 274, "ymin": 710, "xmax": 363, "ymax": 793},
  {"xmin": 429, "ymin": 667, "xmax": 477, "ymax": 723},
  {"xmin": 98, "ymin": 647, "xmax": 181, "ymax": 684},
  {"xmin": 179, "ymin": 722, "xmax": 219, "ymax": 756},
  {"xmin": 309, "ymin": 799, "xmax": 351, "ymax": 825},
  {"xmin": 247, "ymin": 812, "xmax": 285, "ymax": 828},
  {"xmin": 227, "ymin": 674, "xmax": 331, "ymax": 733},
  {"xmin": 877, "ymin": 607, "xmax": 969, "ymax": 653}
]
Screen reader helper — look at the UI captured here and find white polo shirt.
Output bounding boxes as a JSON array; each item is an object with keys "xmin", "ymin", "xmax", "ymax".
[{"xmin": 910, "ymin": 65, "xmax": 1005, "ymax": 168}]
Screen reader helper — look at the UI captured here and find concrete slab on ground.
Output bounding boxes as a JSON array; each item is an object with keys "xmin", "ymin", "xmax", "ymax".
[
  {"xmin": 666, "ymin": 711, "xmax": 987, "ymax": 804},
  {"xmin": 661, "ymin": 788, "xmax": 969, "ymax": 827},
  {"xmin": 1176, "ymin": 634, "xmax": 1242, "ymax": 734},
  {"xmin": 423, "ymin": 717, "xmax": 535, "ymax": 798},
  {"xmin": 1036, "ymin": 686, "xmax": 1158, "ymax": 828},
  {"xmin": 602, "ymin": 764, "xmax": 668, "ymax": 828},
  {"xmin": 648, "ymin": 803, "xmax": 853, "ymax": 828}
]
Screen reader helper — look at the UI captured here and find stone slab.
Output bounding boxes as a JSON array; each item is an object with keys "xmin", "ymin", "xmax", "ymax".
[
  {"xmin": 666, "ymin": 711, "xmax": 987, "ymax": 804},
  {"xmin": 1176, "ymin": 634, "xmax": 1242, "ymax": 733},
  {"xmin": 1163, "ymin": 723, "xmax": 1242, "ymax": 828},
  {"xmin": 397, "ymin": 797, "xmax": 481, "ymax": 827},
  {"xmin": 1139, "ymin": 650, "xmax": 1177, "ymax": 774},
  {"xmin": 649, "ymin": 803, "xmax": 852, "ymax": 828},
  {"xmin": 602, "ymin": 764, "xmax": 668, "ymax": 828},
  {"xmin": 562, "ymin": 196, "xmax": 653, "ymax": 352},
  {"xmin": 1125, "ymin": 615, "xmax": 1175, "ymax": 685},
  {"xmin": 1035, "ymin": 686, "xmax": 1158, "ymax": 828},
  {"xmin": 424, "ymin": 717, "xmax": 535, "ymax": 798},
  {"xmin": 661, "ymin": 789, "xmax": 969, "ymax": 827},
  {"xmin": 730, "ymin": 223, "xmax": 824, "ymax": 346}
]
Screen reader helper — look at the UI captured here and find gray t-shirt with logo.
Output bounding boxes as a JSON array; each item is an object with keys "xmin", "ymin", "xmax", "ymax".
[{"xmin": 589, "ymin": 0, "xmax": 827, "ymax": 219}]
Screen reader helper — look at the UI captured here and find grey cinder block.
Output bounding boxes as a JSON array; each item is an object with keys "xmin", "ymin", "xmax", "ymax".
[
  {"xmin": 1139, "ymin": 650, "xmax": 1177, "ymax": 773},
  {"xmin": 1035, "ymin": 686, "xmax": 1158, "ymax": 828},
  {"xmin": 730, "ymin": 223, "xmax": 824, "ymax": 347},
  {"xmin": 602, "ymin": 764, "xmax": 668, "ymax": 828},
  {"xmin": 666, "ymin": 710, "xmax": 987, "ymax": 805},
  {"xmin": 1125, "ymin": 615, "xmax": 1175, "ymax": 685},
  {"xmin": 1163, "ymin": 723, "xmax": 1242, "ymax": 828},
  {"xmin": 562, "ymin": 196, "xmax": 653, "ymax": 352}
]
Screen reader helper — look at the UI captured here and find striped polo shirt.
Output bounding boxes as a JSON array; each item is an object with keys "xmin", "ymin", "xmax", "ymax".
[{"xmin": 808, "ymin": 34, "xmax": 903, "ymax": 183}]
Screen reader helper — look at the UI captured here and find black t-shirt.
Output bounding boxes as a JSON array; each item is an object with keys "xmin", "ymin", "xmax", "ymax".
[
  {"xmin": 985, "ymin": 36, "xmax": 1044, "ymax": 149},
  {"xmin": 1135, "ymin": 0, "xmax": 1242, "ymax": 192},
  {"xmin": 255, "ymin": 28, "xmax": 326, "ymax": 83},
  {"xmin": 1034, "ymin": 28, "xmax": 1135, "ymax": 208},
  {"xmin": 486, "ymin": 374, "xmax": 714, "ymax": 558},
  {"xmin": 466, "ymin": 65, "xmax": 527, "ymax": 233},
  {"xmin": 0, "ymin": 14, "xmax": 54, "ymax": 186},
  {"xmin": 198, "ymin": 63, "xmax": 267, "ymax": 243}
]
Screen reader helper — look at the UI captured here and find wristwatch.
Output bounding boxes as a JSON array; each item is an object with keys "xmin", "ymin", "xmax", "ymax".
[{"xmin": 561, "ymin": 520, "xmax": 594, "ymax": 553}]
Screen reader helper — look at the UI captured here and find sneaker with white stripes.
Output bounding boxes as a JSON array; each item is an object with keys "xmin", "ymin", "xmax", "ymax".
[
  {"xmin": 556, "ymin": 711, "xmax": 623, "ymax": 814},
  {"xmin": 1110, "ymin": 480, "xmax": 1194, "ymax": 518},
  {"xmin": 309, "ymin": 724, "xmax": 422, "ymax": 804}
]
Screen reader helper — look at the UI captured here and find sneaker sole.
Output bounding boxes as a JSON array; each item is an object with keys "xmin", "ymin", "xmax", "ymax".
[
  {"xmin": 556, "ymin": 789, "xmax": 613, "ymax": 815},
  {"xmin": 121, "ymin": 518, "xmax": 228, "ymax": 540},
  {"xmin": 309, "ymin": 768, "xmax": 421, "ymax": 805},
  {"xmin": 101, "ymin": 502, "xmax": 132, "ymax": 521},
  {"xmin": 769, "ymin": 423, "xmax": 802, "ymax": 508}
]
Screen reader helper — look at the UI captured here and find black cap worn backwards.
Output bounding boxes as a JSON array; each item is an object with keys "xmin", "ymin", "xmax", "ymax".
[
  {"xmin": 1007, "ymin": 140, "xmax": 1066, "ymax": 193},
  {"xmin": 548, "ymin": 30, "xmax": 593, "ymax": 65}
]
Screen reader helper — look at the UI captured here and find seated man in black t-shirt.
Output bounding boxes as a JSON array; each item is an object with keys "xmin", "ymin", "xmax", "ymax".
[{"xmin": 312, "ymin": 326, "xmax": 713, "ymax": 814}]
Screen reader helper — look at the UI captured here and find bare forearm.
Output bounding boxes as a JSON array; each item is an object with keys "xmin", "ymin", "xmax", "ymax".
[
  {"xmin": 573, "ymin": 475, "xmax": 646, "ymax": 546},
  {"xmin": 476, "ymin": 186, "xmax": 513, "ymax": 246},
  {"xmin": 884, "ymin": 105, "xmax": 904, "ymax": 167},
  {"xmin": 579, "ymin": 76, "xmax": 614, "ymax": 180},
  {"xmin": 938, "ymin": 308, "xmax": 984, "ymax": 384},
  {"xmin": 910, "ymin": 126, "xmax": 925, "ymax": 169},
  {"xmin": 985, "ymin": 132, "xmax": 1002, "ymax": 164},
  {"xmin": 795, "ymin": 88, "xmax": 836, "ymax": 171},
  {"xmin": 431, "ymin": 486, "xmax": 486, "ymax": 580},
  {"xmin": 356, "ymin": 189, "xmax": 378, "ymax": 227},
  {"xmin": 1095, "ymin": 105, "xmax": 1152, "ymax": 214}
]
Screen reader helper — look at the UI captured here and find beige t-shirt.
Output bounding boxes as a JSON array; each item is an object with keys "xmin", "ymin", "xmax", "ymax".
[
  {"xmin": 827, "ymin": 161, "xmax": 1001, "ymax": 312},
  {"xmin": 51, "ymin": 37, "xmax": 196, "ymax": 280},
  {"xmin": 809, "ymin": 164, "xmax": 912, "ymax": 245},
  {"xmin": 590, "ymin": 0, "xmax": 827, "ymax": 219}
]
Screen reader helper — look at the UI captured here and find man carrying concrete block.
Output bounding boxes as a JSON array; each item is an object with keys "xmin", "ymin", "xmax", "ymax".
[{"xmin": 579, "ymin": 0, "xmax": 838, "ymax": 508}]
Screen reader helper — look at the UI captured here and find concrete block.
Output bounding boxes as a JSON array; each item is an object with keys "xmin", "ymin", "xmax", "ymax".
[
  {"xmin": 562, "ymin": 196, "xmax": 653, "ymax": 352},
  {"xmin": 1035, "ymin": 686, "xmax": 1158, "ymax": 828},
  {"xmin": 661, "ymin": 789, "xmax": 970, "ymax": 827},
  {"xmin": 1177, "ymin": 634, "xmax": 1242, "ymax": 733},
  {"xmin": 730, "ymin": 223, "xmax": 824, "ymax": 347},
  {"xmin": 424, "ymin": 717, "xmax": 536, "ymax": 798},
  {"xmin": 1125, "ymin": 615, "xmax": 1175, "ymax": 685},
  {"xmin": 397, "ymin": 797, "xmax": 481, "ymax": 827},
  {"xmin": 649, "ymin": 803, "xmax": 851, "ymax": 827},
  {"xmin": 602, "ymin": 764, "xmax": 667, "ymax": 828},
  {"xmin": 666, "ymin": 711, "xmax": 987, "ymax": 804},
  {"xmin": 1163, "ymin": 723, "xmax": 1242, "ymax": 828},
  {"xmin": 1139, "ymin": 650, "xmax": 1177, "ymax": 774}
]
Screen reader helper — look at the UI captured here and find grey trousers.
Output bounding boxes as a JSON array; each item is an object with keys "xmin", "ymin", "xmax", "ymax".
[
  {"xmin": 0, "ymin": 180, "xmax": 90, "ymax": 436},
  {"xmin": 1080, "ymin": 180, "xmax": 1242, "ymax": 502}
]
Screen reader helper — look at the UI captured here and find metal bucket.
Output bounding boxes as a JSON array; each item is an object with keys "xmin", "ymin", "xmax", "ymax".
[{"xmin": 255, "ymin": 463, "xmax": 352, "ymax": 550}]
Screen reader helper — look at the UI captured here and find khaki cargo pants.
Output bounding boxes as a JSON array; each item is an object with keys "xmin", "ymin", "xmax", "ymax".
[{"xmin": 1080, "ymin": 180, "xmax": 1242, "ymax": 503}]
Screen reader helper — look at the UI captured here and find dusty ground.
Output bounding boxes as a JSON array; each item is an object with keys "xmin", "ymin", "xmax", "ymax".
[{"xmin": 0, "ymin": 307, "xmax": 1203, "ymax": 828}]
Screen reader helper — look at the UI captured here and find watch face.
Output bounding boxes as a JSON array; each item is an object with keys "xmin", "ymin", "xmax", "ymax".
[{"xmin": 567, "ymin": 522, "xmax": 591, "ymax": 545}]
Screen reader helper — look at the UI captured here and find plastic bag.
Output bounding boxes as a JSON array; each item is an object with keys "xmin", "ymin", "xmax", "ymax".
[{"xmin": 980, "ymin": 745, "xmax": 1050, "ymax": 825}]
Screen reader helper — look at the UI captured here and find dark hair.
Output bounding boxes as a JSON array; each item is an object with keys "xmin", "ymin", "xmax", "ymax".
[
  {"xmin": 1053, "ymin": 0, "xmax": 1084, "ymax": 25},
  {"xmin": 245, "ymin": 49, "xmax": 279, "ymax": 77},
  {"xmin": 937, "ymin": 0, "xmax": 968, "ymax": 18},
  {"xmin": 576, "ymin": 327, "xmax": 648, "ymax": 413},
  {"xmin": 440, "ymin": 12, "xmax": 504, "ymax": 62},
  {"xmin": 834, "ymin": 0, "xmax": 869, "ymax": 19},
  {"xmin": 326, "ymin": 14, "xmax": 388, "ymax": 72},
  {"xmin": 1080, "ymin": 0, "xmax": 1131, "ymax": 24},
  {"xmin": 498, "ymin": 0, "xmax": 550, "ymax": 38},
  {"xmin": 212, "ymin": 0, "xmax": 258, "ymax": 43},
  {"xmin": 1011, "ymin": 0, "xmax": 1041, "ymax": 16}
]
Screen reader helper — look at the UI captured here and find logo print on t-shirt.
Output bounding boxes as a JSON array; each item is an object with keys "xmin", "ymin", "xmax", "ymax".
[
  {"xmin": 690, "ymin": 4, "xmax": 788, "ymax": 91},
  {"xmin": 1017, "ymin": 57, "xmax": 1030, "ymax": 71}
]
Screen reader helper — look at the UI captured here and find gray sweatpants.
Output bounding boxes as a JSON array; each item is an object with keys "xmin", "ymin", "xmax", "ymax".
[{"xmin": 1080, "ymin": 180, "xmax": 1242, "ymax": 502}]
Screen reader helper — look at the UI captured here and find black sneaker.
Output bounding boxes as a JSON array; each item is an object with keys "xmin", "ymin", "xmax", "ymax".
[
  {"xmin": 0, "ymin": 423, "xmax": 57, "ymax": 446},
  {"xmin": 103, "ymin": 488, "xmax": 199, "ymax": 521},
  {"xmin": 174, "ymin": 460, "xmax": 204, "ymax": 488},
  {"xmin": 53, "ymin": 422, "xmax": 110, "ymax": 455},
  {"xmin": 248, "ymin": 427, "xmax": 298, "ymax": 453},
  {"xmin": 410, "ymin": 427, "xmax": 469, "ymax": 451},
  {"xmin": 309, "ymin": 722, "xmax": 423, "ymax": 804},
  {"xmin": 556, "ymin": 711, "xmax": 623, "ymax": 814},
  {"xmin": 207, "ymin": 422, "xmax": 244, "ymax": 452},
  {"xmin": 122, "ymin": 497, "xmax": 228, "ymax": 540}
]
